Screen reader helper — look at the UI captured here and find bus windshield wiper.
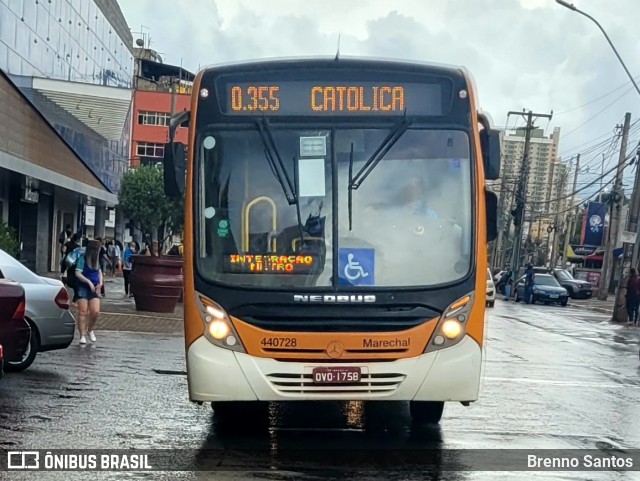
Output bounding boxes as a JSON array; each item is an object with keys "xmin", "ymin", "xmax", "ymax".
[
  {"xmin": 348, "ymin": 116, "xmax": 413, "ymax": 230},
  {"xmin": 255, "ymin": 119, "xmax": 306, "ymax": 250},
  {"xmin": 256, "ymin": 119, "xmax": 297, "ymax": 205}
]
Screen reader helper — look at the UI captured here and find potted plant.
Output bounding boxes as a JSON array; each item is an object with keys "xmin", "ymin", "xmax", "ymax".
[
  {"xmin": 118, "ymin": 165, "xmax": 184, "ymax": 313},
  {"xmin": 0, "ymin": 221, "xmax": 19, "ymax": 257}
]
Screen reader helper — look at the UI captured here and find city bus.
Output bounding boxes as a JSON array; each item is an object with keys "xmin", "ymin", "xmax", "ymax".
[{"xmin": 163, "ymin": 57, "xmax": 500, "ymax": 424}]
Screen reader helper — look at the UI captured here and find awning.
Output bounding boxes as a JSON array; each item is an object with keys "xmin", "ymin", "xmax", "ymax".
[
  {"xmin": 0, "ymin": 69, "xmax": 117, "ymax": 205},
  {"xmin": 31, "ymin": 77, "xmax": 132, "ymax": 141}
]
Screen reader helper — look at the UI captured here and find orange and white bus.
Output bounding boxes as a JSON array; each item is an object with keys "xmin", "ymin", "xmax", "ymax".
[{"xmin": 164, "ymin": 57, "xmax": 500, "ymax": 424}]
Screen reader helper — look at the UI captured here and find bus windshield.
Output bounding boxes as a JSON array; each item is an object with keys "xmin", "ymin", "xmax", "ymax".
[{"xmin": 196, "ymin": 127, "xmax": 472, "ymax": 289}]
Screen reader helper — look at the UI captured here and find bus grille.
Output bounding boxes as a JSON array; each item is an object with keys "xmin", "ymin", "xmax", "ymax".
[
  {"xmin": 266, "ymin": 372, "xmax": 406, "ymax": 395},
  {"xmin": 240, "ymin": 316, "xmax": 427, "ymax": 333}
]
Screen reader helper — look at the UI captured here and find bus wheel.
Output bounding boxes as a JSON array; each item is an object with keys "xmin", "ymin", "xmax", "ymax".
[{"xmin": 410, "ymin": 401, "xmax": 444, "ymax": 424}]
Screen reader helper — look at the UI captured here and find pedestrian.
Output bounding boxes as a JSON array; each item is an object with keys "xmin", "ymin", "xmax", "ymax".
[
  {"xmin": 58, "ymin": 223, "xmax": 73, "ymax": 271},
  {"xmin": 122, "ymin": 241, "xmax": 137, "ymax": 298},
  {"xmin": 61, "ymin": 233, "xmax": 81, "ymax": 300},
  {"xmin": 625, "ymin": 268, "xmax": 640, "ymax": 326},
  {"xmin": 74, "ymin": 239, "xmax": 103, "ymax": 345},
  {"xmin": 524, "ymin": 263, "xmax": 535, "ymax": 304},
  {"xmin": 97, "ymin": 238, "xmax": 110, "ymax": 296}
]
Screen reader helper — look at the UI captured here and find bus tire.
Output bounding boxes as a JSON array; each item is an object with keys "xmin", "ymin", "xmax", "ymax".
[{"xmin": 410, "ymin": 401, "xmax": 444, "ymax": 424}]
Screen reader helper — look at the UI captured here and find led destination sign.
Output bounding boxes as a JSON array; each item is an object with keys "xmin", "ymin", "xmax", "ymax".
[
  {"xmin": 224, "ymin": 254, "xmax": 318, "ymax": 274},
  {"xmin": 224, "ymin": 81, "xmax": 444, "ymax": 116}
]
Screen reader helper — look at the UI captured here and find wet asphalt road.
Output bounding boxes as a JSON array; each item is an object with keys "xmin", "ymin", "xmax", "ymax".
[{"xmin": 2, "ymin": 300, "xmax": 640, "ymax": 480}]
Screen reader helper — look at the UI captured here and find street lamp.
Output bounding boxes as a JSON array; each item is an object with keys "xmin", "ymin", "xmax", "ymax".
[{"xmin": 555, "ymin": 0, "xmax": 640, "ymax": 98}]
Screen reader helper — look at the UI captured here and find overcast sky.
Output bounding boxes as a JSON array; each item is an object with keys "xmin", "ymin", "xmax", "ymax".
[{"xmin": 120, "ymin": 0, "xmax": 640, "ymax": 198}]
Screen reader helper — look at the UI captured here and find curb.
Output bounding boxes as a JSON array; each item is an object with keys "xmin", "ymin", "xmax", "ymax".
[
  {"xmin": 569, "ymin": 303, "xmax": 613, "ymax": 316},
  {"xmin": 70, "ymin": 308, "xmax": 183, "ymax": 335},
  {"xmin": 96, "ymin": 313, "xmax": 183, "ymax": 334}
]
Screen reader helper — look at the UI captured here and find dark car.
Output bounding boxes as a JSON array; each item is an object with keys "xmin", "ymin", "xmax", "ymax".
[
  {"xmin": 514, "ymin": 273, "xmax": 569, "ymax": 306},
  {"xmin": 552, "ymin": 269, "xmax": 592, "ymax": 299},
  {"xmin": 0, "ymin": 279, "xmax": 31, "ymax": 370}
]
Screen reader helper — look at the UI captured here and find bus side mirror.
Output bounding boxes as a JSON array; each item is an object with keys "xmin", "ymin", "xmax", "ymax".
[
  {"xmin": 478, "ymin": 113, "xmax": 501, "ymax": 180},
  {"xmin": 164, "ymin": 142, "xmax": 186, "ymax": 197},
  {"xmin": 485, "ymin": 188, "xmax": 498, "ymax": 242},
  {"xmin": 164, "ymin": 110, "xmax": 190, "ymax": 197}
]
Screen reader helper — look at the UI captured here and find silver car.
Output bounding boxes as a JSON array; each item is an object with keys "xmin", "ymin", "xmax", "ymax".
[{"xmin": 0, "ymin": 249, "xmax": 75, "ymax": 371}]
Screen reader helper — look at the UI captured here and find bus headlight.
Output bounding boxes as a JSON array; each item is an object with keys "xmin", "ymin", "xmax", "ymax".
[
  {"xmin": 441, "ymin": 319, "xmax": 463, "ymax": 339},
  {"xmin": 196, "ymin": 295, "xmax": 246, "ymax": 353},
  {"xmin": 425, "ymin": 292, "xmax": 474, "ymax": 353}
]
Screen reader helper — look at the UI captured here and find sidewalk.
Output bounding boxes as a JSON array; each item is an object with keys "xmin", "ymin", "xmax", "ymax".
[
  {"xmin": 570, "ymin": 296, "xmax": 615, "ymax": 316},
  {"xmin": 48, "ymin": 272, "xmax": 184, "ymax": 334}
]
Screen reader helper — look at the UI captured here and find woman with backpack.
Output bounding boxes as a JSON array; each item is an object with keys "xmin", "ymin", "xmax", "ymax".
[{"xmin": 74, "ymin": 239, "xmax": 103, "ymax": 345}]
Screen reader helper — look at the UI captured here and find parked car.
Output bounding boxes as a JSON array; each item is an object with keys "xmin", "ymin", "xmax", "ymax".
[
  {"xmin": 0, "ymin": 249, "xmax": 75, "ymax": 371},
  {"xmin": 552, "ymin": 269, "xmax": 592, "ymax": 299},
  {"xmin": 514, "ymin": 273, "xmax": 569, "ymax": 306},
  {"xmin": 486, "ymin": 268, "xmax": 496, "ymax": 307},
  {"xmin": 0, "ymin": 279, "xmax": 31, "ymax": 371}
]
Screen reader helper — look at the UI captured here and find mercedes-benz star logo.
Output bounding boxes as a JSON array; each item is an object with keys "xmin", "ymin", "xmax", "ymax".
[{"xmin": 326, "ymin": 341, "xmax": 345, "ymax": 359}]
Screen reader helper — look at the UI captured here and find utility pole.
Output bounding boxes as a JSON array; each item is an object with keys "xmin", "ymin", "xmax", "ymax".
[
  {"xmin": 508, "ymin": 110, "xmax": 553, "ymax": 279},
  {"xmin": 612, "ymin": 142, "xmax": 640, "ymax": 321},
  {"xmin": 561, "ymin": 154, "xmax": 580, "ymax": 266},
  {"xmin": 498, "ymin": 179, "xmax": 517, "ymax": 268},
  {"xmin": 598, "ymin": 112, "xmax": 631, "ymax": 301},
  {"xmin": 492, "ymin": 181, "xmax": 508, "ymax": 268},
  {"xmin": 550, "ymin": 168, "xmax": 568, "ymax": 268}
]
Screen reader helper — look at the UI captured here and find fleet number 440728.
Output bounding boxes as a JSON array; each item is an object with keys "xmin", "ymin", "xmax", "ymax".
[{"xmin": 260, "ymin": 337, "xmax": 298, "ymax": 348}]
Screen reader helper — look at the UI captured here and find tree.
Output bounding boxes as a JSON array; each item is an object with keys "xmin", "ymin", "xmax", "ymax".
[
  {"xmin": 118, "ymin": 165, "xmax": 184, "ymax": 254},
  {"xmin": 0, "ymin": 220, "xmax": 19, "ymax": 257}
]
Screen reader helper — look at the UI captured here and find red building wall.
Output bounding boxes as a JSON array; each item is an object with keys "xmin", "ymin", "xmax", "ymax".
[{"xmin": 131, "ymin": 90, "xmax": 190, "ymax": 167}]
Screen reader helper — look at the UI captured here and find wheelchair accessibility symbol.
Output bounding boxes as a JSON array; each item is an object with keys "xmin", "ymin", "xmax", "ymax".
[{"xmin": 338, "ymin": 248, "xmax": 374, "ymax": 286}]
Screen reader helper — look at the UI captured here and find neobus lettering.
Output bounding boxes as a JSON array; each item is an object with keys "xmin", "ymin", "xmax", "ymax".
[
  {"xmin": 311, "ymin": 86, "xmax": 405, "ymax": 112},
  {"xmin": 293, "ymin": 294, "xmax": 376, "ymax": 303}
]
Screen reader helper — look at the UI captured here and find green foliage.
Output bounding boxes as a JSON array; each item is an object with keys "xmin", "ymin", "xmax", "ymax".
[
  {"xmin": 0, "ymin": 220, "xmax": 19, "ymax": 257},
  {"xmin": 118, "ymin": 165, "xmax": 184, "ymax": 248}
]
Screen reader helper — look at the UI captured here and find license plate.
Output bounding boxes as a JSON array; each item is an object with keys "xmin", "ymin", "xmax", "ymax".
[
  {"xmin": 550, "ymin": 295, "xmax": 559, "ymax": 299},
  {"xmin": 312, "ymin": 367, "xmax": 361, "ymax": 384}
]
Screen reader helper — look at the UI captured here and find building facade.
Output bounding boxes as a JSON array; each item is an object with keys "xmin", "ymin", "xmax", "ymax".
[
  {"xmin": 501, "ymin": 127, "xmax": 562, "ymax": 217},
  {"xmin": 130, "ymin": 46, "xmax": 193, "ymax": 169},
  {"xmin": 0, "ymin": 0, "xmax": 133, "ymax": 272}
]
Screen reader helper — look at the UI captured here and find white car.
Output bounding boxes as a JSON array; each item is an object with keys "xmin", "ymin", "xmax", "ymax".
[
  {"xmin": 486, "ymin": 268, "xmax": 496, "ymax": 307},
  {"xmin": 0, "ymin": 249, "xmax": 75, "ymax": 371}
]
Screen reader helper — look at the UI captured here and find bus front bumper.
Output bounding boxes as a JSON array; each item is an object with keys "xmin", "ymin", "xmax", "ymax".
[{"xmin": 187, "ymin": 335, "xmax": 481, "ymax": 402}]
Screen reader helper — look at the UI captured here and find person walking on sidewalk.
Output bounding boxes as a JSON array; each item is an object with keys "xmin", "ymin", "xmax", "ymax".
[
  {"xmin": 108, "ymin": 239, "xmax": 121, "ymax": 277},
  {"xmin": 122, "ymin": 241, "xmax": 137, "ymax": 298},
  {"xmin": 74, "ymin": 239, "xmax": 103, "ymax": 345},
  {"xmin": 97, "ymin": 238, "xmax": 110, "ymax": 296},
  {"xmin": 625, "ymin": 268, "xmax": 640, "ymax": 326},
  {"xmin": 524, "ymin": 264, "xmax": 535, "ymax": 304}
]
